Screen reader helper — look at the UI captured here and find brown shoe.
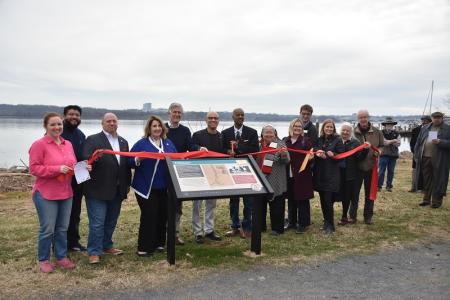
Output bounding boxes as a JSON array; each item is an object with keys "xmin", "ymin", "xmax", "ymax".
[
  {"xmin": 225, "ymin": 229, "xmax": 240, "ymax": 237},
  {"xmin": 175, "ymin": 237, "xmax": 185, "ymax": 246},
  {"xmin": 348, "ymin": 218, "xmax": 357, "ymax": 224},
  {"xmin": 89, "ymin": 255, "xmax": 100, "ymax": 264},
  {"xmin": 103, "ymin": 248, "xmax": 124, "ymax": 255},
  {"xmin": 244, "ymin": 231, "xmax": 251, "ymax": 238},
  {"xmin": 239, "ymin": 230, "xmax": 246, "ymax": 239}
]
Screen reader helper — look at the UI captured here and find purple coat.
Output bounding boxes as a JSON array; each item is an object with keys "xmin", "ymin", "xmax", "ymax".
[{"xmin": 285, "ymin": 136, "xmax": 314, "ymax": 201}]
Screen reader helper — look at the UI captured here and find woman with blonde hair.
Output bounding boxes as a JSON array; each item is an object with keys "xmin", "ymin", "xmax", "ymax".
[
  {"xmin": 284, "ymin": 118, "xmax": 314, "ymax": 233},
  {"xmin": 128, "ymin": 115, "xmax": 177, "ymax": 256}
]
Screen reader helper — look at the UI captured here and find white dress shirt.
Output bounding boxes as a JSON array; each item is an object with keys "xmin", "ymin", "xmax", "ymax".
[{"xmin": 103, "ymin": 130, "xmax": 120, "ymax": 164}]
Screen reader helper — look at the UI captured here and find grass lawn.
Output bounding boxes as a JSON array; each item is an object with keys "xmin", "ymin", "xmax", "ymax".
[{"xmin": 0, "ymin": 159, "xmax": 449, "ymax": 298}]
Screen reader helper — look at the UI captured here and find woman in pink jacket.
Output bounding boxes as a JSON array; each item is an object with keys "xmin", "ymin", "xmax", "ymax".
[{"xmin": 29, "ymin": 112, "xmax": 80, "ymax": 273}]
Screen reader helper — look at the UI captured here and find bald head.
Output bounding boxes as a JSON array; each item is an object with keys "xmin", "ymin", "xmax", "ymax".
[
  {"xmin": 102, "ymin": 113, "xmax": 118, "ymax": 135},
  {"xmin": 232, "ymin": 108, "xmax": 245, "ymax": 128},
  {"xmin": 206, "ymin": 111, "xmax": 219, "ymax": 132}
]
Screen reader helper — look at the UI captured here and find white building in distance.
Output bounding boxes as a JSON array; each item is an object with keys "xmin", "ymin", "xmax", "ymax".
[{"xmin": 142, "ymin": 103, "xmax": 152, "ymax": 112}]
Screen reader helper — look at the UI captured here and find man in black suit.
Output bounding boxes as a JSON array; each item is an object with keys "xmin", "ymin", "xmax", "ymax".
[
  {"xmin": 82, "ymin": 113, "xmax": 131, "ymax": 264},
  {"xmin": 222, "ymin": 108, "xmax": 259, "ymax": 238}
]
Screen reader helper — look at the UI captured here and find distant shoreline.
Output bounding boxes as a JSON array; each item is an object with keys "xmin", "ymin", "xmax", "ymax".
[{"xmin": 0, "ymin": 104, "xmax": 425, "ymax": 123}]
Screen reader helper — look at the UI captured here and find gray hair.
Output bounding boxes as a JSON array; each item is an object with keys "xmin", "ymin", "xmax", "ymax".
[
  {"xmin": 168, "ymin": 102, "xmax": 184, "ymax": 113},
  {"xmin": 261, "ymin": 124, "xmax": 278, "ymax": 138},
  {"xmin": 262, "ymin": 124, "xmax": 276, "ymax": 134},
  {"xmin": 340, "ymin": 122, "xmax": 353, "ymax": 131},
  {"xmin": 357, "ymin": 109, "xmax": 369, "ymax": 118}
]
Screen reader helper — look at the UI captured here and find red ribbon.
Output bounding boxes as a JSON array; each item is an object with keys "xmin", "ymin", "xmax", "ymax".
[
  {"xmin": 57, "ymin": 150, "xmax": 228, "ymax": 182},
  {"xmin": 73, "ymin": 143, "xmax": 379, "ymax": 201},
  {"xmin": 237, "ymin": 143, "xmax": 380, "ymax": 200},
  {"xmin": 87, "ymin": 149, "xmax": 229, "ymax": 165}
]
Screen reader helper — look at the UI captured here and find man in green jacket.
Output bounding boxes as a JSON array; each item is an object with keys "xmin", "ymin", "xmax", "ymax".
[{"xmin": 353, "ymin": 109, "xmax": 384, "ymax": 225}]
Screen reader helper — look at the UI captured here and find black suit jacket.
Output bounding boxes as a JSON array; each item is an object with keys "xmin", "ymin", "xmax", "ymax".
[
  {"xmin": 222, "ymin": 125, "xmax": 259, "ymax": 155},
  {"xmin": 82, "ymin": 131, "xmax": 131, "ymax": 201}
]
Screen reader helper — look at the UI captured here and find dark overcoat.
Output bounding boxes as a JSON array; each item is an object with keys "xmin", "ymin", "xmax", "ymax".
[
  {"xmin": 414, "ymin": 123, "xmax": 450, "ymax": 197},
  {"xmin": 285, "ymin": 136, "xmax": 314, "ymax": 201},
  {"xmin": 313, "ymin": 135, "xmax": 345, "ymax": 193}
]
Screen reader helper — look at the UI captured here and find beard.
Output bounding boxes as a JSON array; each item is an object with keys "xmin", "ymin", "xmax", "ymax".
[{"xmin": 65, "ymin": 119, "xmax": 81, "ymax": 130}]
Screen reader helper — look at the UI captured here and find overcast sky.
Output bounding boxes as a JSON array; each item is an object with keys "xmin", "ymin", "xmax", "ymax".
[{"xmin": 0, "ymin": 0, "xmax": 449, "ymax": 115}]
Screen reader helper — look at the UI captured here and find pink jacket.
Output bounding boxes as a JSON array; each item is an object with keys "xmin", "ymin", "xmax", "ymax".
[{"xmin": 29, "ymin": 135, "xmax": 77, "ymax": 200}]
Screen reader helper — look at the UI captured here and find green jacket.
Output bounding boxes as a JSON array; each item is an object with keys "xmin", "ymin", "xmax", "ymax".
[{"xmin": 354, "ymin": 123, "xmax": 384, "ymax": 171}]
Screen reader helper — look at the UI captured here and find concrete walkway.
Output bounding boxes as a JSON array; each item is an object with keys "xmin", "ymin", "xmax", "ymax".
[{"xmin": 70, "ymin": 242, "xmax": 450, "ymax": 300}]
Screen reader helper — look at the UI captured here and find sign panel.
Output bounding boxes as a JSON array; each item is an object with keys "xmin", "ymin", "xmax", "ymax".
[{"xmin": 166, "ymin": 157, "xmax": 273, "ymax": 200}]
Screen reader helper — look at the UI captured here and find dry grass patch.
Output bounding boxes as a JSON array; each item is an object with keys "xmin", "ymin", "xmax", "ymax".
[{"xmin": 0, "ymin": 158, "xmax": 449, "ymax": 298}]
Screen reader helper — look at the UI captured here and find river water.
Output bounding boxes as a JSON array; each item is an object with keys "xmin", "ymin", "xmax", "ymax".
[{"xmin": 0, "ymin": 118, "xmax": 411, "ymax": 168}]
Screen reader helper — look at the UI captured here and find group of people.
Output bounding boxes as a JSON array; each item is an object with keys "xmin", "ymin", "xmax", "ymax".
[{"xmin": 28, "ymin": 103, "xmax": 450, "ymax": 273}]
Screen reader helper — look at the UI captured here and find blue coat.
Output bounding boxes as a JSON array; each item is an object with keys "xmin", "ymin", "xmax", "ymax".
[{"xmin": 128, "ymin": 137, "xmax": 177, "ymax": 199}]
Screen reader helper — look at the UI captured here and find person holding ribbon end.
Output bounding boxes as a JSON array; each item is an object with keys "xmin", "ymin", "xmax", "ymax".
[
  {"xmin": 29, "ymin": 112, "xmax": 79, "ymax": 273},
  {"xmin": 256, "ymin": 124, "xmax": 290, "ymax": 235},
  {"xmin": 353, "ymin": 109, "xmax": 384, "ymax": 225},
  {"xmin": 82, "ymin": 113, "xmax": 131, "ymax": 264},
  {"xmin": 129, "ymin": 115, "xmax": 177, "ymax": 257},
  {"xmin": 314, "ymin": 119, "xmax": 345, "ymax": 234},
  {"xmin": 284, "ymin": 118, "xmax": 314, "ymax": 234}
]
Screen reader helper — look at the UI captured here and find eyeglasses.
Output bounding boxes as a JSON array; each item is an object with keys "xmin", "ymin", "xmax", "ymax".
[{"xmin": 207, "ymin": 117, "xmax": 218, "ymax": 120}]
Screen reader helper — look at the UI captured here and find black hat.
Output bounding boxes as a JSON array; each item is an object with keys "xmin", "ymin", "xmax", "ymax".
[
  {"xmin": 381, "ymin": 116, "xmax": 397, "ymax": 126},
  {"xmin": 420, "ymin": 115, "xmax": 432, "ymax": 122},
  {"xmin": 431, "ymin": 111, "xmax": 444, "ymax": 118}
]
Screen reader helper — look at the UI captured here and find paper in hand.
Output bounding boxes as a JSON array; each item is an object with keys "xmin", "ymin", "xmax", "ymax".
[
  {"xmin": 74, "ymin": 161, "xmax": 91, "ymax": 184},
  {"xmin": 427, "ymin": 131, "xmax": 438, "ymax": 142}
]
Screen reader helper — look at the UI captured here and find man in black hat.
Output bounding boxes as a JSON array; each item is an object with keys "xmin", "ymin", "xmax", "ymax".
[
  {"xmin": 414, "ymin": 112, "xmax": 450, "ymax": 208},
  {"xmin": 378, "ymin": 117, "xmax": 401, "ymax": 192},
  {"xmin": 409, "ymin": 115, "xmax": 432, "ymax": 192}
]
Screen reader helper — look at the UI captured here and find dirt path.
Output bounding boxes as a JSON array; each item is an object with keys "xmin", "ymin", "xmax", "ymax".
[{"xmin": 66, "ymin": 241, "xmax": 449, "ymax": 300}]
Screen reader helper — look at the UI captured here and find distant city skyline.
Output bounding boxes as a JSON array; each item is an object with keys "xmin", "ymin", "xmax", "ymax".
[{"xmin": 1, "ymin": 0, "xmax": 449, "ymax": 115}]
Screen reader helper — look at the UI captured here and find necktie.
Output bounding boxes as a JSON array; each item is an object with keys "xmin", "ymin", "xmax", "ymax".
[{"xmin": 235, "ymin": 131, "xmax": 241, "ymax": 141}]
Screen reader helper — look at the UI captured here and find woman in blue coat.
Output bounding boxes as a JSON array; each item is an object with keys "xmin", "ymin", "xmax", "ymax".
[{"xmin": 128, "ymin": 115, "xmax": 177, "ymax": 256}]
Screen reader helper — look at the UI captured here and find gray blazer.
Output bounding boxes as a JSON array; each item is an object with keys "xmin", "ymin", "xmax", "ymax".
[{"xmin": 256, "ymin": 139, "xmax": 290, "ymax": 199}]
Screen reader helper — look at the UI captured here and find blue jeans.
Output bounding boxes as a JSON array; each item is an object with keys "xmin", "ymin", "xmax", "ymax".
[
  {"xmin": 229, "ymin": 196, "xmax": 253, "ymax": 231},
  {"xmin": 86, "ymin": 192, "xmax": 122, "ymax": 256},
  {"xmin": 378, "ymin": 156, "xmax": 398, "ymax": 189},
  {"xmin": 32, "ymin": 191, "xmax": 72, "ymax": 261}
]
